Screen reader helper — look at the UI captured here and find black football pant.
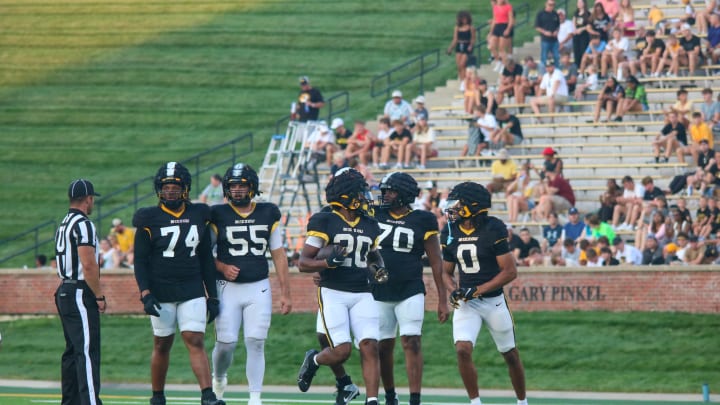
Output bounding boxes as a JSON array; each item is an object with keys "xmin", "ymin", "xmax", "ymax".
[{"xmin": 55, "ymin": 281, "xmax": 103, "ymax": 405}]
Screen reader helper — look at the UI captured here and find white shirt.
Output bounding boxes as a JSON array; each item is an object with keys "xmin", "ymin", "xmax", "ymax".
[
  {"xmin": 607, "ymin": 37, "xmax": 630, "ymax": 53},
  {"xmin": 558, "ymin": 20, "xmax": 575, "ymax": 46},
  {"xmin": 377, "ymin": 128, "xmax": 391, "ymax": 141},
  {"xmin": 622, "ymin": 183, "xmax": 645, "ymax": 199},
  {"xmin": 585, "ymin": 73, "xmax": 599, "ymax": 91},
  {"xmin": 308, "ymin": 129, "xmax": 336, "ymax": 146},
  {"xmin": 414, "ymin": 128, "xmax": 436, "ymax": 144},
  {"xmin": 476, "ymin": 114, "xmax": 498, "ymax": 138},
  {"xmin": 540, "ymin": 69, "xmax": 569, "ymax": 97},
  {"xmin": 384, "ymin": 99, "xmax": 413, "ymax": 123},
  {"xmin": 615, "ymin": 244, "xmax": 643, "ymax": 265}
]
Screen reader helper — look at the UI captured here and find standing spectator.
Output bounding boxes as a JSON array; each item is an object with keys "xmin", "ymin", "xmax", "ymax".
[
  {"xmin": 677, "ymin": 24, "xmax": 702, "ymax": 76},
  {"xmin": 535, "ymin": 0, "xmax": 561, "ymax": 71},
  {"xmin": 292, "ymin": 76, "xmax": 324, "ymax": 122},
  {"xmin": 491, "ymin": 108, "xmax": 523, "ymax": 147},
  {"xmin": 707, "ymin": 14, "xmax": 720, "ymax": 65},
  {"xmin": 199, "ymin": 174, "xmax": 224, "ymax": 206},
  {"xmin": 591, "ymin": 76, "xmax": 624, "ymax": 123},
  {"xmin": 534, "ymin": 171, "xmax": 575, "ymax": 219},
  {"xmin": 407, "ymin": 116, "xmax": 435, "ymax": 169},
  {"xmin": 331, "ymin": 118, "xmax": 352, "ymax": 151},
  {"xmin": 384, "ymin": 90, "xmax": 413, "ymax": 126},
  {"xmin": 562, "ymin": 207, "xmax": 586, "ymax": 242},
  {"xmin": 306, "ymin": 123, "xmax": 337, "ymax": 167},
  {"xmin": 572, "ymin": 0, "xmax": 593, "ymax": 68},
  {"xmin": 559, "ymin": 51, "xmax": 578, "ymax": 94},
  {"xmin": 488, "ymin": 0, "xmax": 515, "ymax": 71},
  {"xmin": 530, "ymin": 59, "xmax": 569, "ymax": 122},
  {"xmin": 588, "ymin": 3, "xmax": 612, "ymax": 43},
  {"xmin": 495, "ymin": 55, "xmax": 524, "ymax": 104},
  {"xmin": 372, "ymin": 118, "xmax": 392, "ymax": 168},
  {"xmin": 109, "ymin": 218, "xmax": 135, "ymax": 256},
  {"xmin": 612, "ymin": 237, "xmax": 643, "ymax": 264},
  {"xmin": 615, "ymin": 75, "xmax": 647, "ymax": 122},
  {"xmin": 558, "ymin": 9, "xmax": 575, "ymax": 54},
  {"xmin": 344, "ymin": 120, "xmax": 373, "ymax": 165},
  {"xmin": 678, "ymin": 112, "xmax": 713, "ymax": 164},
  {"xmin": 579, "ymin": 34, "xmax": 607, "ymax": 78},
  {"xmin": 55, "ymin": 179, "xmax": 105, "ymax": 405},
  {"xmin": 515, "ymin": 56, "xmax": 542, "ymax": 105},
  {"xmin": 487, "ymin": 149, "xmax": 518, "ymax": 193},
  {"xmin": 447, "ymin": 11, "xmax": 476, "ymax": 91},
  {"xmin": 652, "ymin": 111, "xmax": 688, "ymax": 163},
  {"xmin": 596, "ymin": 0, "xmax": 619, "ymax": 21},
  {"xmin": 381, "ymin": 120, "xmax": 413, "ymax": 169}
]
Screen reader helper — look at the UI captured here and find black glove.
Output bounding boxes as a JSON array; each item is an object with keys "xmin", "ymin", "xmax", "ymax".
[
  {"xmin": 370, "ymin": 264, "xmax": 389, "ymax": 284},
  {"xmin": 141, "ymin": 293, "xmax": 161, "ymax": 317},
  {"xmin": 325, "ymin": 246, "xmax": 348, "ymax": 268},
  {"xmin": 449, "ymin": 287, "xmax": 481, "ymax": 309},
  {"xmin": 207, "ymin": 297, "xmax": 220, "ymax": 324}
]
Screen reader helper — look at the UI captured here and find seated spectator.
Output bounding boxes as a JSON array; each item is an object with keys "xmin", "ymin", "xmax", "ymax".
[
  {"xmin": 477, "ymin": 78, "xmax": 497, "ymax": 115},
  {"xmin": 198, "ymin": 174, "xmax": 224, "ymax": 206},
  {"xmin": 99, "ymin": 238, "xmax": 120, "ymax": 270},
  {"xmin": 557, "ymin": 238, "xmax": 581, "ymax": 266},
  {"xmin": 380, "ymin": 120, "xmax": 412, "ymax": 169},
  {"xmin": 642, "ymin": 234, "xmax": 665, "ymax": 264},
  {"xmin": 383, "ymin": 90, "xmax": 413, "ymax": 125},
  {"xmin": 459, "ymin": 105, "xmax": 488, "ymax": 159},
  {"xmin": 588, "ymin": 214, "xmax": 616, "ymax": 242},
  {"xmin": 487, "ymin": 149, "xmax": 518, "ymax": 193},
  {"xmin": 612, "ymin": 236, "xmax": 643, "ymax": 264},
  {"xmin": 635, "ymin": 177, "xmax": 668, "ymax": 222},
  {"xmin": 652, "ymin": 111, "xmax": 688, "ymax": 163},
  {"xmin": 636, "ymin": 211, "xmax": 669, "ymax": 250},
  {"xmin": 653, "ymin": 34, "xmax": 681, "ymax": 77},
  {"xmin": 495, "ymin": 55, "xmax": 524, "ymax": 104},
  {"xmin": 412, "ymin": 95, "xmax": 429, "ymax": 123},
  {"xmin": 601, "ymin": 27, "xmax": 630, "ymax": 79},
  {"xmin": 521, "ymin": 247, "xmax": 546, "ymax": 266},
  {"xmin": 533, "ymin": 170, "xmax": 575, "ymax": 219},
  {"xmin": 344, "ymin": 120, "xmax": 373, "ymax": 165},
  {"xmin": 514, "ymin": 227, "xmax": 541, "ymax": 262},
  {"xmin": 693, "ymin": 196, "xmax": 711, "ymax": 235},
  {"xmin": 558, "ymin": 50, "xmax": 578, "ymax": 94},
  {"xmin": 347, "ymin": 157, "xmax": 375, "ymax": 187},
  {"xmin": 561, "ymin": 207, "xmax": 586, "ymax": 242},
  {"xmin": 542, "ymin": 212, "xmax": 563, "ymax": 252},
  {"xmin": 678, "ymin": 112, "xmax": 713, "ymax": 165},
  {"xmin": 707, "ymin": 14, "xmax": 720, "ymax": 64},
  {"xmin": 579, "ymin": 34, "xmax": 607, "ymax": 77},
  {"xmin": 599, "ymin": 178, "xmax": 623, "ymax": 223},
  {"xmin": 329, "ymin": 151, "xmax": 348, "ymax": 176},
  {"xmin": 372, "ymin": 117, "xmax": 392, "ymax": 168},
  {"xmin": 677, "ymin": 24, "xmax": 702, "ymax": 76},
  {"xmin": 647, "ymin": 5, "xmax": 665, "ymax": 34},
  {"xmin": 702, "ymin": 150, "xmax": 720, "ymax": 195},
  {"xmin": 532, "ymin": 147, "xmax": 563, "ymax": 179},
  {"xmin": 612, "ymin": 175, "xmax": 645, "ymax": 230},
  {"xmin": 331, "ymin": 118, "xmax": 352, "ymax": 150},
  {"xmin": 614, "ymin": 75, "xmax": 647, "ymax": 122},
  {"xmin": 507, "ymin": 224, "xmax": 523, "ymax": 254},
  {"xmin": 506, "ymin": 163, "xmax": 537, "ymax": 222},
  {"xmin": 600, "ymin": 247, "xmax": 620, "ymax": 265},
  {"xmin": 698, "ymin": 196, "xmax": 720, "ymax": 239},
  {"xmin": 530, "ymin": 59, "xmax": 569, "ymax": 122},
  {"xmin": 585, "ymin": 247, "xmax": 602, "ymax": 266},
  {"xmin": 490, "ymin": 107, "xmax": 523, "ymax": 147},
  {"xmin": 306, "ymin": 123, "xmax": 337, "ymax": 167},
  {"xmin": 669, "ymin": 88, "xmax": 693, "ymax": 127},
  {"xmin": 574, "ymin": 64, "xmax": 599, "ymax": 100},
  {"xmin": 514, "ymin": 56, "xmax": 541, "ymax": 105},
  {"xmin": 626, "ymin": 29, "xmax": 665, "ymax": 78},
  {"xmin": 407, "ymin": 116, "xmax": 435, "ymax": 169},
  {"xmin": 670, "ymin": 205, "xmax": 692, "ymax": 235},
  {"xmin": 683, "ymin": 235, "xmax": 716, "ymax": 264},
  {"xmin": 463, "ymin": 67, "xmax": 480, "ymax": 114},
  {"xmin": 699, "ymin": 88, "xmax": 720, "ymax": 135},
  {"xmin": 591, "ymin": 76, "xmax": 624, "ymax": 123},
  {"xmin": 109, "ymin": 218, "xmax": 135, "ymax": 256}
]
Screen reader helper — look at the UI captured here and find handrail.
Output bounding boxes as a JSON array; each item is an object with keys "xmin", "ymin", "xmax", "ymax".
[
  {"xmin": 0, "ymin": 132, "xmax": 255, "ymax": 266},
  {"xmin": 370, "ymin": 49, "xmax": 440, "ymax": 99},
  {"xmin": 275, "ymin": 91, "xmax": 351, "ymax": 134}
]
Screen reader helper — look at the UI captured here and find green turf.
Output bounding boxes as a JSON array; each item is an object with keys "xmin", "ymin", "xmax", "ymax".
[
  {"xmin": 0, "ymin": 0, "xmax": 549, "ymax": 267},
  {"xmin": 0, "ymin": 311, "xmax": 718, "ymax": 394}
]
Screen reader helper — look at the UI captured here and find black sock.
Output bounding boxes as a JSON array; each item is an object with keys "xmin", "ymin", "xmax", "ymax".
[
  {"xmin": 385, "ymin": 388, "xmax": 396, "ymax": 400},
  {"xmin": 201, "ymin": 387, "xmax": 213, "ymax": 399},
  {"xmin": 655, "ymin": 156, "xmax": 659, "ymax": 163},
  {"xmin": 336, "ymin": 374, "xmax": 352, "ymax": 387},
  {"xmin": 152, "ymin": 391, "xmax": 165, "ymax": 399},
  {"xmin": 409, "ymin": 392, "xmax": 421, "ymax": 405}
]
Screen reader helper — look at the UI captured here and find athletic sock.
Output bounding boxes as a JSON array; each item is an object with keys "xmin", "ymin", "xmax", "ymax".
[
  {"xmin": 517, "ymin": 399, "xmax": 528, "ymax": 405},
  {"xmin": 336, "ymin": 374, "xmax": 352, "ymax": 387},
  {"xmin": 470, "ymin": 397, "xmax": 482, "ymax": 405},
  {"xmin": 152, "ymin": 390, "xmax": 164, "ymax": 398},
  {"xmin": 245, "ymin": 337, "xmax": 266, "ymax": 393},
  {"xmin": 409, "ymin": 392, "xmax": 421, "ymax": 405},
  {"xmin": 366, "ymin": 396, "xmax": 378, "ymax": 404},
  {"xmin": 312, "ymin": 354, "xmax": 319, "ymax": 366},
  {"xmin": 385, "ymin": 388, "xmax": 396, "ymax": 401},
  {"xmin": 201, "ymin": 387, "xmax": 213, "ymax": 399}
]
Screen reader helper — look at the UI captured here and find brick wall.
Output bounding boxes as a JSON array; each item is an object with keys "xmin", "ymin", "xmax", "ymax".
[{"xmin": 1, "ymin": 267, "xmax": 718, "ymax": 314}]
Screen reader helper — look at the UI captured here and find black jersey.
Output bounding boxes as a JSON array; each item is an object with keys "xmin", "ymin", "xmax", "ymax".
[
  {"xmin": 442, "ymin": 216, "xmax": 509, "ymax": 297},
  {"xmin": 307, "ymin": 210, "xmax": 381, "ymax": 293},
  {"xmin": 133, "ymin": 203, "xmax": 214, "ymax": 302},
  {"xmin": 211, "ymin": 202, "xmax": 281, "ymax": 283},
  {"xmin": 372, "ymin": 208, "xmax": 439, "ymax": 301}
]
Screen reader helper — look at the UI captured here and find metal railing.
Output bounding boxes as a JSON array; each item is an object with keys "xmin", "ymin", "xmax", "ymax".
[
  {"xmin": 370, "ymin": 49, "xmax": 440, "ymax": 99},
  {"xmin": 0, "ymin": 132, "xmax": 255, "ymax": 266},
  {"xmin": 274, "ymin": 91, "xmax": 351, "ymax": 134}
]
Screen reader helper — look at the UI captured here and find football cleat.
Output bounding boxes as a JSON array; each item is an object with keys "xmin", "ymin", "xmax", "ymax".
[
  {"xmin": 247, "ymin": 398, "xmax": 263, "ymax": 405},
  {"xmin": 212, "ymin": 376, "xmax": 227, "ymax": 400},
  {"xmin": 200, "ymin": 392, "xmax": 225, "ymax": 405},
  {"xmin": 297, "ymin": 349, "xmax": 320, "ymax": 392},
  {"xmin": 335, "ymin": 383, "xmax": 360, "ymax": 405},
  {"xmin": 385, "ymin": 398, "xmax": 399, "ymax": 405},
  {"xmin": 149, "ymin": 395, "xmax": 166, "ymax": 405}
]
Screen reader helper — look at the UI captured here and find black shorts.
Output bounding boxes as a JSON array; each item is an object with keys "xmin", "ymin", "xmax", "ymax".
[
  {"xmin": 492, "ymin": 23, "xmax": 509, "ymax": 37},
  {"xmin": 456, "ymin": 42, "xmax": 473, "ymax": 54}
]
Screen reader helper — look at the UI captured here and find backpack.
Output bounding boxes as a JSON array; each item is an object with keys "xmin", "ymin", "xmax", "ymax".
[{"xmin": 668, "ymin": 174, "xmax": 687, "ymax": 195}]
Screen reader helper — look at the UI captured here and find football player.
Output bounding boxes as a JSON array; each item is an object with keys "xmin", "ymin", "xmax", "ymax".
[
  {"xmin": 441, "ymin": 182, "xmax": 528, "ymax": 405},
  {"xmin": 372, "ymin": 172, "xmax": 448, "ymax": 405},
  {"xmin": 210, "ymin": 163, "xmax": 292, "ymax": 405},
  {"xmin": 133, "ymin": 162, "xmax": 225, "ymax": 405},
  {"xmin": 297, "ymin": 167, "xmax": 386, "ymax": 405}
]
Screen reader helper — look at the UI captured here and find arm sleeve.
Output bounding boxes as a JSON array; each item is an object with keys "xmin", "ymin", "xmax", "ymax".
[
  {"xmin": 133, "ymin": 228, "xmax": 152, "ymax": 293},
  {"xmin": 198, "ymin": 225, "xmax": 218, "ymax": 298},
  {"xmin": 269, "ymin": 221, "xmax": 283, "ymax": 250}
]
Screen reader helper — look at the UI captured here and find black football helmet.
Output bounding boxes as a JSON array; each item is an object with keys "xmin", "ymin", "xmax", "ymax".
[
  {"xmin": 223, "ymin": 163, "xmax": 260, "ymax": 207},
  {"xmin": 446, "ymin": 181, "xmax": 491, "ymax": 219},
  {"xmin": 325, "ymin": 167, "xmax": 372, "ymax": 214},
  {"xmin": 379, "ymin": 171, "xmax": 420, "ymax": 209},
  {"xmin": 154, "ymin": 162, "xmax": 191, "ymax": 210}
]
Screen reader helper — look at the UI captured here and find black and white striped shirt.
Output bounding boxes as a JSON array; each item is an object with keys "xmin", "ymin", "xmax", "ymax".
[{"xmin": 55, "ymin": 209, "xmax": 99, "ymax": 280}]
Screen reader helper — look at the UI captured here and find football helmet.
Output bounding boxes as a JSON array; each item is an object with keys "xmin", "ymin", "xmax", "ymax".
[
  {"xmin": 379, "ymin": 171, "xmax": 420, "ymax": 209},
  {"xmin": 325, "ymin": 167, "xmax": 372, "ymax": 214},
  {"xmin": 154, "ymin": 162, "xmax": 191, "ymax": 210},
  {"xmin": 446, "ymin": 181, "xmax": 491, "ymax": 219},
  {"xmin": 223, "ymin": 163, "xmax": 260, "ymax": 207}
]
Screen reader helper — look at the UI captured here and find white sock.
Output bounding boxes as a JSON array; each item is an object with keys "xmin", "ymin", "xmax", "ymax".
[
  {"xmin": 517, "ymin": 399, "xmax": 528, "ymax": 405},
  {"xmin": 249, "ymin": 391, "xmax": 261, "ymax": 401},
  {"xmin": 245, "ymin": 337, "xmax": 266, "ymax": 393},
  {"xmin": 470, "ymin": 398, "xmax": 482, "ymax": 405},
  {"xmin": 366, "ymin": 397, "xmax": 378, "ymax": 404},
  {"xmin": 212, "ymin": 341, "xmax": 237, "ymax": 380},
  {"xmin": 312, "ymin": 354, "xmax": 319, "ymax": 366}
]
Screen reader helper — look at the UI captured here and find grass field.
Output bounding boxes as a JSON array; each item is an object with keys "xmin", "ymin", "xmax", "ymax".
[
  {"xmin": 0, "ymin": 311, "xmax": 718, "ymax": 394},
  {"xmin": 0, "ymin": 0, "xmax": 548, "ymax": 267}
]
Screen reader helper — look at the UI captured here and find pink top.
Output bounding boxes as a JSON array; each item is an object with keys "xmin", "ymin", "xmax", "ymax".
[
  {"xmin": 597, "ymin": 0, "xmax": 619, "ymax": 18},
  {"xmin": 493, "ymin": 3, "xmax": 513, "ymax": 24}
]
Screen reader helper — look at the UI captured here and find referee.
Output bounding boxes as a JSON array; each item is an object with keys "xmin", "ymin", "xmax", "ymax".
[{"xmin": 55, "ymin": 179, "xmax": 106, "ymax": 405}]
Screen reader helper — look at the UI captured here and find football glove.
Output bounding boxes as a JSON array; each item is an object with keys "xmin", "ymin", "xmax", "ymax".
[
  {"xmin": 325, "ymin": 246, "xmax": 348, "ymax": 268},
  {"xmin": 141, "ymin": 293, "xmax": 162, "ymax": 317},
  {"xmin": 206, "ymin": 297, "xmax": 220, "ymax": 324},
  {"xmin": 370, "ymin": 264, "xmax": 389, "ymax": 284},
  {"xmin": 449, "ymin": 287, "xmax": 481, "ymax": 309}
]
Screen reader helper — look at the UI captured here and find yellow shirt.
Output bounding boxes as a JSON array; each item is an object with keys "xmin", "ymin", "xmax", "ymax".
[
  {"xmin": 673, "ymin": 100, "xmax": 693, "ymax": 114},
  {"xmin": 648, "ymin": 8, "xmax": 664, "ymax": 25},
  {"xmin": 113, "ymin": 228, "xmax": 135, "ymax": 254},
  {"xmin": 690, "ymin": 122, "xmax": 714, "ymax": 148},
  {"xmin": 491, "ymin": 160, "xmax": 517, "ymax": 180}
]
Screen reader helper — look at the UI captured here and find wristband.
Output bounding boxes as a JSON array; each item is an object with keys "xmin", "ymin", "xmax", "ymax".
[{"xmin": 96, "ymin": 296, "xmax": 106, "ymax": 302}]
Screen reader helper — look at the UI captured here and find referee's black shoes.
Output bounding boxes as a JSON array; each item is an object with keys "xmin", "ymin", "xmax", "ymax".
[{"xmin": 297, "ymin": 349, "xmax": 320, "ymax": 392}]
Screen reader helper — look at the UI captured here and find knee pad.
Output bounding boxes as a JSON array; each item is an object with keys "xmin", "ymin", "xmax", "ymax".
[{"xmin": 244, "ymin": 337, "xmax": 265, "ymax": 354}]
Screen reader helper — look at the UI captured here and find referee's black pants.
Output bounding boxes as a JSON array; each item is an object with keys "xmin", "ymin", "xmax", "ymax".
[{"xmin": 55, "ymin": 281, "xmax": 103, "ymax": 405}]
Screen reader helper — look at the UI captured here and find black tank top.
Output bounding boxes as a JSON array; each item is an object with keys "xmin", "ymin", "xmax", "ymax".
[{"xmin": 458, "ymin": 29, "xmax": 471, "ymax": 42}]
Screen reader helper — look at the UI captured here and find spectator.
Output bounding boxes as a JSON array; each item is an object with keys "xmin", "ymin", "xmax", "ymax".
[
  {"xmin": 698, "ymin": 196, "xmax": 720, "ymax": 238},
  {"xmin": 347, "ymin": 157, "xmax": 375, "ymax": 187},
  {"xmin": 35, "ymin": 254, "xmax": 50, "ymax": 269},
  {"xmin": 683, "ymin": 235, "xmax": 714, "ymax": 264},
  {"xmin": 642, "ymin": 234, "xmax": 665, "ymax": 264},
  {"xmin": 678, "ymin": 112, "xmax": 713, "ymax": 165},
  {"xmin": 558, "ymin": 9, "xmax": 575, "ymax": 53},
  {"xmin": 612, "ymin": 175, "xmax": 645, "ymax": 230},
  {"xmin": 542, "ymin": 212, "xmax": 563, "ymax": 252},
  {"xmin": 617, "ymin": 0, "xmax": 636, "ymax": 35},
  {"xmin": 574, "ymin": 63, "xmax": 599, "ymax": 100},
  {"xmin": 491, "ymin": 107, "xmax": 523, "ymax": 147},
  {"xmin": 677, "ymin": 24, "xmax": 702, "ymax": 76},
  {"xmin": 637, "ymin": 210, "xmax": 669, "ymax": 250},
  {"xmin": 521, "ymin": 247, "xmax": 546, "ymax": 266},
  {"xmin": 331, "ymin": 117, "xmax": 352, "ymax": 150},
  {"xmin": 109, "ymin": 218, "xmax": 135, "ymax": 256},
  {"xmin": 588, "ymin": 214, "xmax": 616, "ymax": 242},
  {"xmin": 381, "ymin": 119, "xmax": 413, "ymax": 169},
  {"xmin": 670, "ymin": 205, "xmax": 692, "ymax": 235},
  {"xmin": 601, "ymin": 27, "xmax": 630, "ymax": 79},
  {"xmin": 612, "ymin": 236, "xmax": 642, "ymax": 264},
  {"xmin": 562, "ymin": 207, "xmax": 586, "ymax": 242},
  {"xmin": 579, "ymin": 34, "xmax": 607, "ymax": 79},
  {"xmin": 530, "ymin": 59, "xmax": 569, "ymax": 122},
  {"xmin": 329, "ymin": 151, "xmax": 348, "ymax": 177},
  {"xmin": 707, "ymin": 14, "xmax": 720, "ymax": 64},
  {"xmin": 292, "ymin": 76, "xmax": 324, "ymax": 122},
  {"xmin": 654, "ymin": 35, "xmax": 681, "ymax": 77},
  {"xmin": 615, "ymin": 75, "xmax": 647, "ymax": 122},
  {"xmin": 383, "ymin": 90, "xmax": 413, "ymax": 125},
  {"xmin": 693, "ymin": 196, "xmax": 711, "ymax": 234},
  {"xmin": 534, "ymin": 170, "xmax": 575, "ymax": 219},
  {"xmin": 412, "ymin": 95, "xmax": 429, "ymax": 123},
  {"xmin": 634, "ymin": 177, "xmax": 667, "ymax": 223},
  {"xmin": 507, "ymin": 224, "xmax": 523, "ymax": 253},
  {"xmin": 98, "ymin": 238, "xmax": 120, "ymax": 270},
  {"xmin": 596, "ymin": 0, "xmax": 620, "ymax": 21},
  {"xmin": 600, "ymin": 247, "xmax": 620, "ymax": 265},
  {"xmin": 344, "ymin": 120, "xmax": 373, "ymax": 165},
  {"xmin": 572, "ymin": 0, "xmax": 593, "ymax": 68},
  {"xmin": 459, "ymin": 105, "xmax": 488, "ymax": 160},
  {"xmin": 532, "ymin": 147, "xmax": 563, "ymax": 179},
  {"xmin": 198, "ymin": 174, "xmax": 224, "ymax": 206},
  {"xmin": 447, "ymin": 10, "xmax": 476, "ymax": 91},
  {"xmin": 699, "ymin": 88, "xmax": 720, "ymax": 134},
  {"xmin": 495, "ymin": 55, "xmax": 524, "ymax": 104},
  {"xmin": 477, "ymin": 78, "xmax": 497, "ymax": 115},
  {"xmin": 514, "ymin": 227, "xmax": 541, "ymax": 261},
  {"xmin": 515, "ymin": 56, "xmax": 542, "ymax": 105},
  {"xmin": 670, "ymin": 88, "xmax": 694, "ymax": 128},
  {"xmin": 306, "ymin": 123, "xmax": 337, "ymax": 167},
  {"xmin": 372, "ymin": 117, "xmax": 392, "ymax": 168},
  {"xmin": 407, "ymin": 116, "xmax": 435, "ymax": 169},
  {"xmin": 653, "ymin": 111, "xmax": 688, "ymax": 163},
  {"xmin": 703, "ymin": 150, "xmax": 720, "ymax": 195},
  {"xmin": 591, "ymin": 75, "xmax": 624, "ymax": 123},
  {"xmin": 585, "ymin": 247, "xmax": 602, "ymax": 266},
  {"xmin": 558, "ymin": 50, "xmax": 578, "ymax": 94},
  {"xmin": 535, "ymin": 0, "xmax": 561, "ymax": 71},
  {"xmin": 506, "ymin": 163, "xmax": 537, "ymax": 222},
  {"xmin": 557, "ymin": 239, "xmax": 581, "ymax": 266},
  {"xmin": 599, "ymin": 178, "xmax": 623, "ymax": 222},
  {"xmin": 463, "ymin": 67, "xmax": 480, "ymax": 114},
  {"xmin": 587, "ymin": 3, "xmax": 612, "ymax": 43},
  {"xmin": 628, "ymin": 30, "xmax": 665, "ymax": 78},
  {"xmin": 488, "ymin": 0, "xmax": 515, "ymax": 71},
  {"xmin": 474, "ymin": 104, "xmax": 498, "ymax": 150},
  {"xmin": 486, "ymin": 148, "xmax": 518, "ymax": 193}
]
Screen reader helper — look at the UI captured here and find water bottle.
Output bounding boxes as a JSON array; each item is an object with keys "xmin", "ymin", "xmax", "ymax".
[{"xmin": 702, "ymin": 383, "xmax": 709, "ymax": 402}]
